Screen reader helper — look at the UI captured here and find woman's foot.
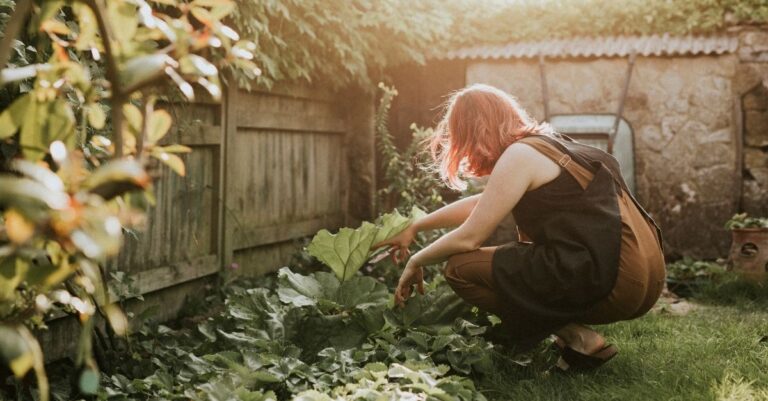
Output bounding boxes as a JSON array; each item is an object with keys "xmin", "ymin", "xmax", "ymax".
[{"xmin": 554, "ymin": 324, "xmax": 606, "ymax": 355}]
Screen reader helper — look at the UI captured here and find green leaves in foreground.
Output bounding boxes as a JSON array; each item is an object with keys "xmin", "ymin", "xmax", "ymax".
[{"xmin": 307, "ymin": 207, "xmax": 425, "ymax": 281}]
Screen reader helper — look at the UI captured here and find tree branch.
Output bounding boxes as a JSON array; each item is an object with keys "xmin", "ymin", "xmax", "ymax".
[
  {"xmin": 0, "ymin": 0, "xmax": 34, "ymax": 72},
  {"xmin": 83, "ymin": 0, "xmax": 125, "ymax": 157}
]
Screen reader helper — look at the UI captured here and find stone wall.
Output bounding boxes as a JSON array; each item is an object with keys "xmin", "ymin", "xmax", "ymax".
[
  {"xmin": 466, "ymin": 55, "xmax": 741, "ymax": 258},
  {"xmin": 736, "ymin": 30, "xmax": 768, "ymax": 219}
]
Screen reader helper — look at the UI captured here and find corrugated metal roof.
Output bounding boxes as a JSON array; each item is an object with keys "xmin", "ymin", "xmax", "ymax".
[{"xmin": 439, "ymin": 34, "xmax": 738, "ymax": 60}]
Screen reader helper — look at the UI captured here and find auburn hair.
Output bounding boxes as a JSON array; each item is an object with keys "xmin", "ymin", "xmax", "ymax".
[{"xmin": 429, "ymin": 84, "xmax": 554, "ymax": 190}]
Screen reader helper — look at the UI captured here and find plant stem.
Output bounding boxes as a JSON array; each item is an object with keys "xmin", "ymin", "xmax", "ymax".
[{"xmin": 83, "ymin": 0, "xmax": 125, "ymax": 157}]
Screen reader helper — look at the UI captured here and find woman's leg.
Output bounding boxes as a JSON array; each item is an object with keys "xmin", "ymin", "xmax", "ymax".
[
  {"xmin": 445, "ymin": 247, "xmax": 608, "ymax": 355},
  {"xmin": 443, "ymin": 247, "xmax": 504, "ymax": 317}
]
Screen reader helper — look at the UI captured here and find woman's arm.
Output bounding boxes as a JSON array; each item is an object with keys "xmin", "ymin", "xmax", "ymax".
[
  {"xmin": 372, "ymin": 194, "xmax": 481, "ymax": 263},
  {"xmin": 412, "ymin": 194, "xmax": 481, "ymax": 232},
  {"xmin": 394, "ymin": 144, "xmax": 539, "ymax": 305}
]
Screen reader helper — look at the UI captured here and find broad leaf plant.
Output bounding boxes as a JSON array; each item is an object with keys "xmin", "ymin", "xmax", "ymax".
[{"xmin": 0, "ymin": 0, "xmax": 257, "ymax": 398}]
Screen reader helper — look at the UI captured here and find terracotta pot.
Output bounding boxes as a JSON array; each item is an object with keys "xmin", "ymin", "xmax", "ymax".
[{"xmin": 728, "ymin": 228, "xmax": 768, "ymax": 282}]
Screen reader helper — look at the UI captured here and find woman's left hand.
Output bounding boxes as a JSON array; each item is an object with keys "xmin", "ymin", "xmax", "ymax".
[{"xmin": 394, "ymin": 261, "xmax": 424, "ymax": 307}]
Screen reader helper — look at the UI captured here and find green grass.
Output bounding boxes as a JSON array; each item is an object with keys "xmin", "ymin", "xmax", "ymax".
[{"xmin": 479, "ymin": 282, "xmax": 768, "ymax": 401}]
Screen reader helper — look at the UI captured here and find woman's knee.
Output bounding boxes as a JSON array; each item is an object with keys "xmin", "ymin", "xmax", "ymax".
[
  {"xmin": 443, "ymin": 248, "xmax": 496, "ymax": 287},
  {"xmin": 444, "ymin": 253, "xmax": 467, "ymax": 285}
]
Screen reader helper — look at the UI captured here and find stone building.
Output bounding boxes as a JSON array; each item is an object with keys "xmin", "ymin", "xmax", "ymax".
[{"xmin": 389, "ymin": 31, "xmax": 768, "ymax": 259}]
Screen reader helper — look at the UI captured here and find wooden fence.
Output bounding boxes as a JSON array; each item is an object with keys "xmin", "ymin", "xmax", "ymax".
[{"xmin": 40, "ymin": 83, "xmax": 376, "ymax": 361}]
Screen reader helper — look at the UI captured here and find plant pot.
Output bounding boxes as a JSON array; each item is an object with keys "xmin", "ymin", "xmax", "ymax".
[{"xmin": 727, "ymin": 228, "xmax": 768, "ymax": 282}]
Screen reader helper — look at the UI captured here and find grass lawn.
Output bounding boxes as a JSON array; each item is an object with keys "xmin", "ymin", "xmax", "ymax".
[{"xmin": 480, "ymin": 281, "xmax": 768, "ymax": 401}]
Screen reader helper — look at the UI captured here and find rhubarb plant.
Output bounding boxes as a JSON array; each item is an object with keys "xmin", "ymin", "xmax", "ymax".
[{"xmin": 306, "ymin": 207, "xmax": 425, "ymax": 281}]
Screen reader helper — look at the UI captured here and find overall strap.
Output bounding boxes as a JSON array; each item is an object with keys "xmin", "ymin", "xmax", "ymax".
[{"xmin": 518, "ymin": 136, "xmax": 593, "ymax": 190}]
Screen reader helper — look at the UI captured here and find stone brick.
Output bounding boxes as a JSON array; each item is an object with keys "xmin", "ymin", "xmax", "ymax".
[
  {"xmin": 693, "ymin": 143, "xmax": 733, "ymax": 169},
  {"xmin": 743, "ymin": 89, "xmax": 768, "ymax": 110},
  {"xmin": 744, "ymin": 147, "xmax": 768, "ymax": 170},
  {"xmin": 745, "ymin": 110, "xmax": 768, "ymax": 147},
  {"xmin": 742, "ymin": 31, "xmax": 768, "ymax": 49},
  {"xmin": 702, "ymin": 127, "xmax": 732, "ymax": 144}
]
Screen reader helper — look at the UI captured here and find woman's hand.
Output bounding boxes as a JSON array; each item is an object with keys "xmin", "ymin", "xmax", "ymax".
[
  {"xmin": 372, "ymin": 225, "xmax": 416, "ymax": 264},
  {"xmin": 394, "ymin": 260, "xmax": 424, "ymax": 307}
]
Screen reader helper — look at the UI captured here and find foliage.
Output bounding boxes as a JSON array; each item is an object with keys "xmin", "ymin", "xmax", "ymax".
[
  {"xmin": 666, "ymin": 257, "xmax": 726, "ymax": 282},
  {"xmin": 5, "ymin": 1, "xmax": 766, "ymax": 95},
  {"xmin": 229, "ymin": 0, "xmax": 456, "ymax": 90},
  {"xmin": 307, "ymin": 206, "xmax": 425, "ymax": 282},
  {"xmin": 227, "ymin": 0, "xmax": 768, "ymax": 90},
  {"xmin": 444, "ymin": 0, "xmax": 768, "ymax": 48},
  {"xmin": 725, "ymin": 213, "xmax": 768, "ymax": 230},
  {"xmin": 375, "ymin": 84, "xmax": 445, "ymax": 215},
  {"xmin": 24, "ymin": 268, "xmax": 495, "ymax": 400},
  {"xmin": 0, "ymin": 0, "xmax": 255, "ymax": 399}
]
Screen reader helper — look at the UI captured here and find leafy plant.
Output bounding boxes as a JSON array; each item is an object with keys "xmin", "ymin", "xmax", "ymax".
[
  {"xmin": 375, "ymin": 83, "xmax": 445, "ymax": 215},
  {"xmin": 0, "ymin": 0, "xmax": 256, "ymax": 398},
  {"xmin": 725, "ymin": 213, "xmax": 768, "ymax": 230},
  {"xmin": 69, "ymin": 267, "xmax": 495, "ymax": 401},
  {"xmin": 307, "ymin": 206, "xmax": 425, "ymax": 281},
  {"xmin": 666, "ymin": 257, "xmax": 726, "ymax": 282}
]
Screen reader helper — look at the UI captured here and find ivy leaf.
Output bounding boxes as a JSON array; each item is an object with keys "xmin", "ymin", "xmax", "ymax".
[{"xmin": 307, "ymin": 222, "xmax": 378, "ymax": 281}]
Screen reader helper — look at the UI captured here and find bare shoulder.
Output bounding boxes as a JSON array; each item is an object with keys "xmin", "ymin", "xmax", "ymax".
[
  {"xmin": 495, "ymin": 142, "xmax": 561, "ymax": 189},
  {"xmin": 498, "ymin": 141, "xmax": 553, "ymax": 166}
]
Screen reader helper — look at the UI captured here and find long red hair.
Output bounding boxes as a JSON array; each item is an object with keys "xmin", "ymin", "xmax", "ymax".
[{"xmin": 429, "ymin": 84, "xmax": 554, "ymax": 190}]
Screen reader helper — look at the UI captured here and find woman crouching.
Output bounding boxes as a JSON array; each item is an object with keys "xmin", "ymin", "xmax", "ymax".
[{"xmin": 374, "ymin": 84, "xmax": 665, "ymax": 370}]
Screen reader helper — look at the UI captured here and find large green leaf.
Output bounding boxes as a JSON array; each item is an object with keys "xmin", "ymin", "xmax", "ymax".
[
  {"xmin": 306, "ymin": 222, "xmax": 378, "ymax": 281},
  {"xmin": 307, "ymin": 207, "xmax": 425, "ymax": 281},
  {"xmin": 276, "ymin": 267, "xmax": 388, "ymax": 310},
  {"xmin": 384, "ymin": 277, "xmax": 471, "ymax": 328}
]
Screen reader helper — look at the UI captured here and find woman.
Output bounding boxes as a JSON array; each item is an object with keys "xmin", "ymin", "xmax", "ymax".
[{"xmin": 374, "ymin": 84, "xmax": 665, "ymax": 370}]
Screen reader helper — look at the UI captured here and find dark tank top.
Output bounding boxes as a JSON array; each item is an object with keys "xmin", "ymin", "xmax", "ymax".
[{"xmin": 491, "ymin": 134, "xmax": 651, "ymax": 349}]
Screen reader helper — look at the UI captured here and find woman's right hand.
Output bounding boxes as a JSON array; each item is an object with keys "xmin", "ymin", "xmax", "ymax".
[{"xmin": 372, "ymin": 225, "xmax": 416, "ymax": 264}]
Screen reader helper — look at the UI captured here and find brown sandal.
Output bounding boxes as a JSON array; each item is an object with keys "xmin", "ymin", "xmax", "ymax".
[{"xmin": 557, "ymin": 344, "xmax": 619, "ymax": 371}]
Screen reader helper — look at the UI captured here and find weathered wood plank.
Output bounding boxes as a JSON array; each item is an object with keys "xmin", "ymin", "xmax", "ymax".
[
  {"xmin": 243, "ymin": 80, "xmax": 337, "ymax": 102},
  {"xmin": 221, "ymin": 84, "xmax": 238, "ymax": 271},
  {"xmin": 111, "ymin": 254, "xmax": 218, "ymax": 298},
  {"xmin": 233, "ymin": 214, "xmax": 344, "ymax": 250},
  {"xmin": 236, "ymin": 112, "xmax": 346, "ymax": 133},
  {"xmin": 178, "ymin": 123, "xmax": 221, "ymax": 146},
  {"xmin": 233, "ymin": 92, "xmax": 346, "ymax": 133}
]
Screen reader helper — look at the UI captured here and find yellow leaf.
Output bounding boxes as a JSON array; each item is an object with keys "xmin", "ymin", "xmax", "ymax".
[
  {"xmin": 122, "ymin": 104, "xmax": 142, "ymax": 134},
  {"xmin": 158, "ymin": 144, "xmax": 192, "ymax": 153},
  {"xmin": 0, "ymin": 93, "xmax": 31, "ymax": 139},
  {"xmin": 4, "ymin": 210, "xmax": 34, "ymax": 244},
  {"xmin": 147, "ymin": 109, "xmax": 172, "ymax": 143},
  {"xmin": 154, "ymin": 152, "xmax": 185, "ymax": 176},
  {"xmin": 86, "ymin": 104, "xmax": 106, "ymax": 129},
  {"xmin": 9, "ymin": 351, "xmax": 33, "ymax": 378},
  {"xmin": 40, "ymin": 19, "xmax": 70, "ymax": 35},
  {"xmin": 104, "ymin": 304, "xmax": 128, "ymax": 336},
  {"xmin": 190, "ymin": 6, "xmax": 215, "ymax": 26}
]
